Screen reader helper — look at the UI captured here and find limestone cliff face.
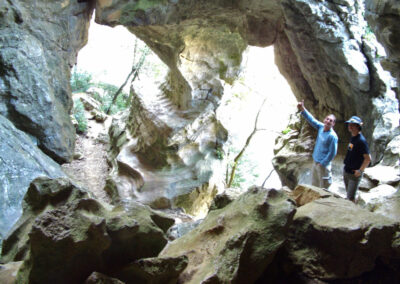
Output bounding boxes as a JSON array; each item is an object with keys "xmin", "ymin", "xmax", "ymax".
[
  {"xmin": 0, "ymin": 0, "xmax": 94, "ymax": 162},
  {"xmin": 365, "ymin": 0, "xmax": 400, "ymax": 102}
]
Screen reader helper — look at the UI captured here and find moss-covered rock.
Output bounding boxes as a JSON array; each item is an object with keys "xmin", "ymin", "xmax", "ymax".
[
  {"xmin": 112, "ymin": 255, "xmax": 188, "ymax": 284},
  {"xmin": 285, "ymin": 196, "xmax": 400, "ymax": 280},
  {"xmin": 161, "ymin": 187, "xmax": 296, "ymax": 283},
  {"xmin": 1, "ymin": 177, "xmax": 175, "ymax": 284}
]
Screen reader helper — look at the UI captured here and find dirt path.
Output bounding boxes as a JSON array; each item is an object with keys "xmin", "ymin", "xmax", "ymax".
[{"xmin": 62, "ymin": 116, "xmax": 111, "ymax": 203}]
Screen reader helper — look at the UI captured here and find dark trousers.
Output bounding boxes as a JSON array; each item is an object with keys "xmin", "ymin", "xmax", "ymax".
[{"xmin": 343, "ymin": 170, "xmax": 362, "ymax": 201}]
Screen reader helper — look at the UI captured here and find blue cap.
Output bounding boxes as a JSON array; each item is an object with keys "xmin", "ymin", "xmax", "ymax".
[{"xmin": 345, "ymin": 116, "xmax": 363, "ymax": 125}]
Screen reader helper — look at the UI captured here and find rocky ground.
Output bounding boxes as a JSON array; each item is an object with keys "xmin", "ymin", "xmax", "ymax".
[{"xmin": 61, "ymin": 115, "xmax": 111, "ymax": 203}]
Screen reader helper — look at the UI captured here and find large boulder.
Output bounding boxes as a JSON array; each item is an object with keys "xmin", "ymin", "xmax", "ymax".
[
  {"xmin": 0, "ymin": 115, "xmax": 66, "ymax": 239},
  {"xmin": 112, "ymin": 255, "xmax": 188, "ymax": 284},
  {"xmin": 363, "ymin": 184, "xmax": 400, "ymax": 222},
  {"xmin": 1, "ymin": 177, "xmax": 174, "ymax": 284},
  {"xmin": 1, "ymin": 177, "xmax": 91, "ymax": 263},
  {"xmin": 160, "ymin": 187, "xmax": 296, "ymax": 283},
  {"xmin": 285, "ymin": 196, "xmax": 400, "ymax": 280},
  {"xmin": 0, "ymin": 0, "xmax": 94, "ymax": 162}
]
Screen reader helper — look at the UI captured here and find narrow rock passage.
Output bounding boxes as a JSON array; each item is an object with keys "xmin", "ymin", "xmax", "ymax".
[{"xmin": 62, "ymin": 116, "xmax": 111, "ymax": 203}]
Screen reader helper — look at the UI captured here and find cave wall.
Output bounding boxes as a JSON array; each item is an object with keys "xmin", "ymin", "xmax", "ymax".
[
  {"xmin": 0, "ymin": 0, "xmax": 94, "ymax": 163},
  {"xmin": 365, "ymin": 0, "xmax": 400, "ymax": 103}
]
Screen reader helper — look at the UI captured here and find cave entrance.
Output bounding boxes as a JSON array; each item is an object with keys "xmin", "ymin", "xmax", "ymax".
[
  {"xmin": 72, "ymin": 20, "xmax": 299, "ymax": 191},
  {"xmin": 71, "ymin": 19, "xmax": 297, "ymax": 202},
  {"xmin": 219, "ymin": 45, "xmax": 297, "ymax": 190}
]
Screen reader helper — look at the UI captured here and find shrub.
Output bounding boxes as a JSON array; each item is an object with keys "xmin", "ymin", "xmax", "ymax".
[
  {"xmin": 282, "ymin": 127, "xmax": 292, "ymax": 134},
  {"xmin": 70, "ymin": 68, "xmax": 93, "ymax": 93},
  {"xmin": 73, "ymin": 99, "xmax": 88, "ymax": 133},
  {"xmin": 226, "ymin": 147, "xmax": 259, "ymax": 189},
  {"xmin": 92, "ymin": 82, "xmax": 129, "ymax": 115}
]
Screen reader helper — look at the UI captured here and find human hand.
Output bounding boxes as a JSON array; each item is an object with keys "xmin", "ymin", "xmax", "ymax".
[
  {"xmin": 297, "ymin": 100, "xmax": 305, "ymax": 111},
  {"xmin": 354, "ymin": 170, "xmax": 362, "ymax": 177}
]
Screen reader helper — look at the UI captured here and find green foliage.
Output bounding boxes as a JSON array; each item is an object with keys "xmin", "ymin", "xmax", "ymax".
[
  {"xmin": 69, "ymin": 69, "xmax": 129, "ymax": 115},
  {"xmin": 363, "ymin": 25, "xmax": 376, "ymax": 42},
  {"xmin": 218, "ymin": 60, "xmax": 228, "ymax": 79},
  {"xmin": 215, "ymin": 147, "xmax": 224, "ymax": 160},
  {"xmin": 73, "ymin": 99, "xmax": 88, "ymax": 133},
  {"xmin": 92, "ymin": 82, "xmax": 129, "ymax": 115},
  {"xmin": 282, "ymin": 126, "xmax": 292, "ymax": 134},
  {"xmin": 70, "ymin": 68, "xmax": 93, "ymax": 93},
  {"xmin": 133, "ymin": 0, "xmax": 167, "ymax": 11},
  {"xmin": 227, "ymin": 147, "xmax": 259, "ymax": 189},
  {"xmin": 229, "ymin": 154, "xmax": 259, "ymax": 189}
]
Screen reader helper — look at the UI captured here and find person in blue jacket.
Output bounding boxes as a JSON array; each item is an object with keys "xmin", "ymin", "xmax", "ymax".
[
  {"xmin": 297, "ymin": 100, "xmax": 338, "ymax": 189},
  {"xmin": 343, "ymin": 116, "xmax": 371, "ymax": 202}
]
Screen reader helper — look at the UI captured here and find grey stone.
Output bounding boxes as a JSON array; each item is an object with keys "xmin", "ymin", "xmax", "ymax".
[
  {"xmin": 286, "ymin": 196, "xmax": 400, "ymax": 279},
  {"xmin": 363, "ymin": 184, "xmax": 400, "ymax": 221},
  {"xmin": 289, "ymin": 184, "xmax": 336, "ymax": 207},
  {"xmin": 112, "ymin": 255, "xmax": 188, "ymax": 284},
  {"xmin": 0, "ymin": 261, "xmax": 23, "ymax": 284},
  {"xmin": 0, "ymin": 115, "xmax": 65, "ymax": 238},
  {"xmin": 0, "ymin": 0, "xmax": 94, "ymax": 162},
  {"xmin": 364, "ymin": 165, "xmax": 400, "ymax": 185},
  {"xmin": 1, "ymin": 177, "xmax": 174, "ymax": 283},
  {"xmin": 209, "ymin": 187, "xmax": 243, "ymax": 210},
  {"xmin": 365, "ymin": 0, "xmax": 400, "ymax": 96},
  {"xmin": 84, "ymin": 272, "xmax": 125, "ymax": 284},
  {"xmin": 160, "ymin": 187, "xmax": 296, "ymax": 283}
]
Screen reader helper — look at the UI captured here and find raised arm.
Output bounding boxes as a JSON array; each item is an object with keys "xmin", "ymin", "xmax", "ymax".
[{"xmin": 300, "ymin": 106, "xmax": 323, "ymax": 130}]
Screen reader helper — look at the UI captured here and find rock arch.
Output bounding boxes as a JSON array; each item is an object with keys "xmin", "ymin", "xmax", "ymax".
[{"xmin": 94, "ymin": 0, "xmax": 399, "ymax": 190}]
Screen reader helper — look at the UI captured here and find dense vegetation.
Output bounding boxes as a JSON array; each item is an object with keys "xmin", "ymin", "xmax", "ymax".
[{"xmin": 70, "ymin": 68, "xmax": 130, "ymax": 133}]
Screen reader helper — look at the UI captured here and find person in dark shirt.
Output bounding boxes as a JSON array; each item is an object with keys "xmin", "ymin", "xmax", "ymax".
[{"xmin": 343, "ymin": 116, "xmax": 371, "ymax": 201}]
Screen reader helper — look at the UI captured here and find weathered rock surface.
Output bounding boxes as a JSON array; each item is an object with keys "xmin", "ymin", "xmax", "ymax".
[
  {"xmin": 365, "ymin": 165, "xmax": 400, "ymax": 186},
  {"xmin": 0, "ymin": 0, "xmax": 94, "ymax": 162},
  {"xmin": 365, "ymin": 0, "xmax": 400, "ymax": 99},
  {"xmin": 160, "ymin": 187, "xmax": 296, "ymax": 283},
  {"xmin": 0, "ymin": 115, "xmax": 66, "ymax": 238},
  {"xmin": 363, "ymin": 184, "xmax": 400, "ymax": 221},
  {"xmin": 272, "ymin": 114, "xmax": 315, "ymax": 189},
  {"xmin": 285, "ymin": 196, "xmax": 400, "ymax": 280},
  {"xmin": 0, "ymin": 261, "xmax": 23, "ymax": 284},
  {"xmin": 112, "ymin": 255, "xmax": 188, "ymax": 284},
  {"xmin": 1, "ymin": 177, "xmax": 91, "ymax": 263},
  {"xmin": 0, "ymin": 1, "xmax": 400, "ymax": 282},
  {"xmin": 167, "ymin": 218, "xmax": 203, "ymax": 241},
  {"xmin": 209, "ymin": 187, "xmax": 243, "ymax": 211},
  {"xmin": 85, "ymin": 272, "xmax": 125, "ymax": 284},
  {"xmin": 288, "ymin": 184, "xmax": 336, "ymax": 207},
  {"xmin": 1, "ymin": 177, "xmax": 174, "ymax": 284},
  {"xmin": 106, "ymin": 92, "xmax": 227, "ymax": 217}
]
